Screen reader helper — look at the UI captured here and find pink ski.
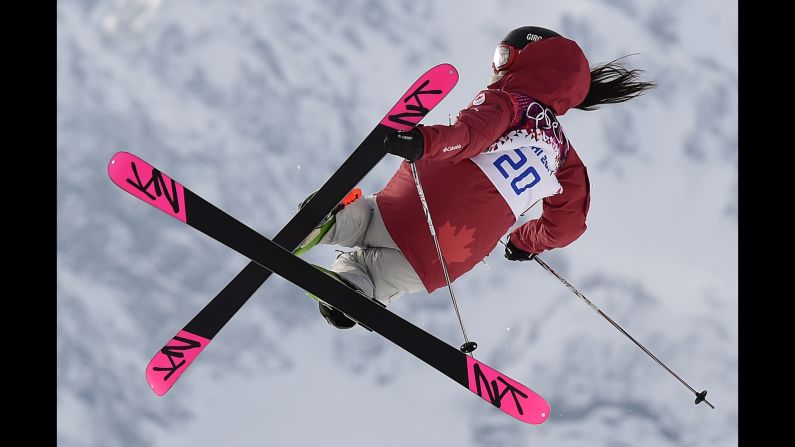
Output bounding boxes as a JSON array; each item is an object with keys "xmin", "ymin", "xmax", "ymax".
[
  {"xmin": 109, "ymin": 149, "xmax": 551, "ymax": 424},
  {"xmin": 115, "ymin": 63, "xmax": 460, "ymax": 398}
]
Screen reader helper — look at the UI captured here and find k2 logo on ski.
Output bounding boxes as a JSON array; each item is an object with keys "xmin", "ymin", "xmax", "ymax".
[
  {"xmin": 151, "ymin": 335, "xmax": 203, "ymax": 381},
  {"xmin": 471, "ymin": 362, "xmax": 530, "ymax": 415},
  {"xmin": 388, "ymin": 79, "xmax": 444, "ymax": 126},
  {"xmin": 125, "ymin": 161, "xmax": 181, "ymax": 214}
]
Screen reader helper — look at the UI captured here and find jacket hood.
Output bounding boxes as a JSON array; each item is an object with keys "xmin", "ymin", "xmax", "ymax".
[{"xmin": 489, "ymin": 37, "xmax": 591, "ymax": 115}]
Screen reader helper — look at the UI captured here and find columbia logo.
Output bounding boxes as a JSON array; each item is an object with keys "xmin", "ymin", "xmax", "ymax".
[{"xmin": 442, "ymin": 144, "xmax": 462, "ymax": 152}]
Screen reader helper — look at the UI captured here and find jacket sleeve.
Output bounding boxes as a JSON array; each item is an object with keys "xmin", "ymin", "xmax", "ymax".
[
  {"xmin": 510, "ymin": 147, "xmax": 591, "ymax": 254},
  {"xmin": 416, "ymin": 90, "xmax": 514, "ymax": 162}
]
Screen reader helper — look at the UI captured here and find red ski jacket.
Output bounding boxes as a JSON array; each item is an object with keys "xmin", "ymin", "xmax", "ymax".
[{"xmin": 377, "ymin": 37, "xmax": 592, "ymax": 292}]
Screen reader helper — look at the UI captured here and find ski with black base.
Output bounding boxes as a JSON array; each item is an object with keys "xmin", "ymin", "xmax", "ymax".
[
  {"xmin": 109, "ymin": 151, "xmax": 551, "ymax": 424},
  {"xmin": 127, "ymin": 64, "xmax": 459, "ymax": 396}
]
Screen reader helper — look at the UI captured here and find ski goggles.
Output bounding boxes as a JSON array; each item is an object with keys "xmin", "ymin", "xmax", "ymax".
[{"xmin": 492, "ymin": 44, "xmax": 519, "ymax": 72}]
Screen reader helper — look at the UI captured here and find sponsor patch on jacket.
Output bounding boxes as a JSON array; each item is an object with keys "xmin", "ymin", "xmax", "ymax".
[
  {"xmin": 472, "ymin": 93, "xmax": 486, "ymax": 106},
  {"xmin": 442, "ymin": 144, "xmax": 462, "ymax": 152}
]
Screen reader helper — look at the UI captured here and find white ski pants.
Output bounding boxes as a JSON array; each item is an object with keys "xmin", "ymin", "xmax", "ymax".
[{"xmin": 320, "ymin": 195, "xmax": 425, "ymax": 305}]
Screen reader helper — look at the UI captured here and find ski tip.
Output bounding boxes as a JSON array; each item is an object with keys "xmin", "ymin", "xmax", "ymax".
[
  {"xmin": 145, "ymin": 330, "xmax": 211, "ymax": 396},
  {"xmin": 107, "ymin": 151, "xmax": 189, "ymax": 223},
  {"xmin": 146, "ymin": 368, "xmax": 171, "ymax": 396},
  {"xmin": 380, "ymin": 63, "xmax": 460, "ymax": 131},
  {"xmin": 432, "ymin": 63, "xmax": 459, "ymax": 80},
  {"xmin": 466, "ymin": 357, "xmax": 551, "ymax": 424},
  {"xmin": 537, "ymin": 401, "xmax": 552, "ymax": 425},
  {"xmin": 107, "ymin": 150, "xmax": 131, "ymax": 182},
  {"xmin": 107, "ymin": 151, "xmax": 142, "ymax": 189}
]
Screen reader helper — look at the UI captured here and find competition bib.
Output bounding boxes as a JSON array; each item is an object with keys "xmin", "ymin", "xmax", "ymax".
[{"xmin": 471, "ymin": 129, "xmax": 563, "ymax": 219}]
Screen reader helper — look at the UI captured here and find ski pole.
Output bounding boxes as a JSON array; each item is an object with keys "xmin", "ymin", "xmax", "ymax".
[
  {"xmin": 410, "ymin": 162, "xmax": 477, "ymax": 354},
  {"xmin": 501, "ymin": 240, "xmax": 714, "ymax": 409}
]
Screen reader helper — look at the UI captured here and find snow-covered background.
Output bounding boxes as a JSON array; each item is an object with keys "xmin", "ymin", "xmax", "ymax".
[{"xmin": 57, "ymin": 1, "xmax": 738, "ymax": 446}]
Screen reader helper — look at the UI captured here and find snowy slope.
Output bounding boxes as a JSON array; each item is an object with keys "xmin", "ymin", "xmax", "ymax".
[{"xmin": 57, "ymin": 1, "xmax": 737, "ymax": 446}]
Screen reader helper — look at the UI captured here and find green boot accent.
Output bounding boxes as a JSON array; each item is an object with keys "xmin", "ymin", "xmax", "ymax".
[
  {"xmin": 294, "ymin": 215, "xmax": 336, "ymax": 257},
  {"xmin": 293, "ymin": 187, "xmax": 362, "ymax": 256}
]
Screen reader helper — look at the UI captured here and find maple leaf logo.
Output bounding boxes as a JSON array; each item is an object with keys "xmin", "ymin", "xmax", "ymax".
[{"xmin": 437, "ymin": 222, "xmax": 477, "ymax": 264}]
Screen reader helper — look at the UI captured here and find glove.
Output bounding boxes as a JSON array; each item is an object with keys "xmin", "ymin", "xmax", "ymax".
[
  {"xmin": 504, "ymin": 239, "xmax": 536, "ymax": 261},
  {"xmin": 384, "ymin": 128, "xmax": 424, "ymax": 162}
]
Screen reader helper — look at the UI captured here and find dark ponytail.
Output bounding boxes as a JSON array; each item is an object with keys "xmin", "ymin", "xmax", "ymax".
[{"xmin": 575, "ymin": 56, "xmax": 657, "ymax": 111}]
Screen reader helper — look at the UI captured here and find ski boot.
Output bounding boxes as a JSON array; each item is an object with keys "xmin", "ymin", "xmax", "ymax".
[
  {"xmin": 294, "ymin": 188, "xmax": 362, "ymax": 256},
  {"xmin": 306, "ymin": 264, "xmax": 358, "ymax": 329}
]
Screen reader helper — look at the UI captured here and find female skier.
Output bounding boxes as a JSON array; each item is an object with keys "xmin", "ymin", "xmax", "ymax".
[{"xmin": 300, "ymin": 26, "xmax": 656, "ymax": 329}]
